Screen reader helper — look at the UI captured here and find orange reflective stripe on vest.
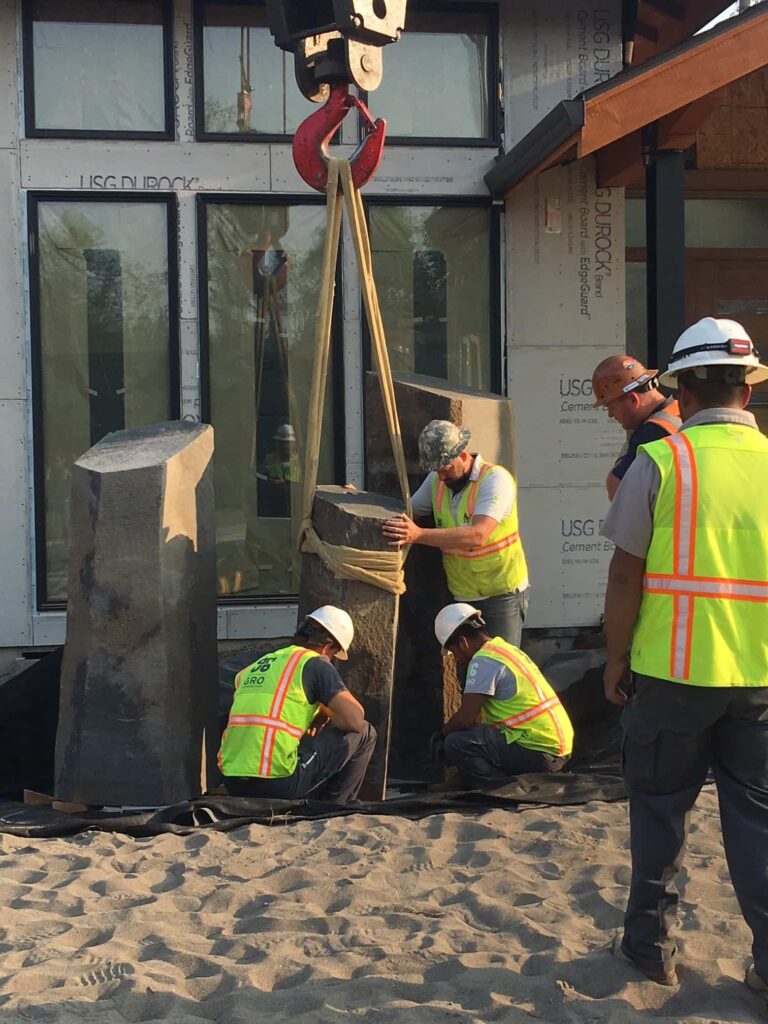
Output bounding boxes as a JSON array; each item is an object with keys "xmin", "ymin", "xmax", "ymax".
[
  {"xmin": 643, "ymin": 432, "xmax": 768, "ymax": 681},
  {"xmin": 646, "ymin": 399, "xmax": 681, "ymax": 435},
  {"xmin": 260, "ymin": 647, "xmax": 306, "ymax": 776},
  {"xmin": 437, "ymin": 466, "xmax": 520, "ymax": 559},
  {"xmin": 227, "ymin": 715, "xmax": 305, "ymax": 739},
  {"xmin": 482, "ymin": 642, "xmax": 569, "ymax": 756}
]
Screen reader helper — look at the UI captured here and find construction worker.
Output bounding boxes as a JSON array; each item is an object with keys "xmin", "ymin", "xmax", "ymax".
[
  {"xmin": 219, "ymin": 606, "xmax": 376, "ymax": 804},
  {"xmin": 382, "ymin": 421, "xmax": 530, "ymax": 645},
  {"xmin": 592, "ymin": 355, "xmax": 681, "ymax": 500},
  {"xmin": 262, "ymin": 423, "xmax": 300, "ymax": 483},
  {"xmin": 432, "ymin": 603, "xmax": 573, "ymax": 787},
  {"xmin": 600, "ymin": 318, "xmax": 768, "ymax": 996}
]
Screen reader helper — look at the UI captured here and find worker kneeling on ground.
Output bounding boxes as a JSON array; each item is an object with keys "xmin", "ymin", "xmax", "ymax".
[
  {"xmin": 593, "ymin": 355, "xmax": 681, "ymax": 501},
  {"xmin": 433, "ymin": 603, "xmax": 573, "ymax": 788},
  {"xmin": 382, "ymin": 421, "xmax": 530, "ymax": 645},
  {"xmin": 219, "ymin": 606, "xmax": 376, "ymax": 805}
]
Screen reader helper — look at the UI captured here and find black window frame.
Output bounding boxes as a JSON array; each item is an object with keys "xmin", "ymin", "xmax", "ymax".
[
  {"xmin": 196, "ymin": 192, "xmax": 346, "ymax": 606},
  {"xmin": 362, "ymin": 194, "xmax": 503, "ymax": 394},
  {"xmin": 28, "ymin": 191, "xmax": 181, "ymax": 612},
  {"xmin": 22, "ymin": 0, "xmax": 175, "ymax": 141},
  {"xmin": 363, "ymin": 0, "xmax": 501, "ymax": 149},
  {"xmin": 194, "ymin": 0, "xmax": 295, "ymax": 144}
]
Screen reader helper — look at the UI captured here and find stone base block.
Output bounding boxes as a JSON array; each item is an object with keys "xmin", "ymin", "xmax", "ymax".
[{"xmin": 298, "ymin": 486, "xmax": 403, "ymax": 801}]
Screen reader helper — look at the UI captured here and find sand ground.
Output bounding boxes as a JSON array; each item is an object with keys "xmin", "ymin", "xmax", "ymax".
[{"xmin": 0, "ymin": 787, "xmax": 763, "ymax": 1023}]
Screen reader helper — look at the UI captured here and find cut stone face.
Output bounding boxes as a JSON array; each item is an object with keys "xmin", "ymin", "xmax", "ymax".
[
  {"xmin": 298, "ymin": 486, "xmax": 403, "ymax": 801},
  {"xmin": 55, "ymin": 421, "xmax": 218, "ymax": 807},
  {"xmin": 365, "ymin": 371, "xmax": 517, "ymax": 498},
  {"xmin": 366, "ymin": 372, "xmax": 516, "ymax": 782}
]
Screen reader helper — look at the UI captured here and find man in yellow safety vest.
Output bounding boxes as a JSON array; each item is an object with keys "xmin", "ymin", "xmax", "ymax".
[
  {"xmin": 432, "ymin": 603, "xmax": 573, "ymax": 786},
  {"xmin": 382, "ymin": 420, "xmax": 530, "ymax": 645},
  {"xmin": 600, "ymin": 318, "xmax": 768, "ymax": 997},
  {"xmin": 219, "ymin": 606, "xmax": 376, "ymax": 804}
]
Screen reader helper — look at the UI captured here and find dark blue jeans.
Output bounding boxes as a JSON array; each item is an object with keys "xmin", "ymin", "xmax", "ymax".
[
  {"xmin": 443, "ymin": 724, "xmax": 567, "ymax": 788},
  {"xmin": 471, "ymin": 589, "xmax": 530, "ymax": 647},
  {"xmin": 224, "ymin": 722, "xmax": 377, "ymax": 805},
  {"xmin": 621, "ymin": 676, "xmax": 768, "ymax": 980}
]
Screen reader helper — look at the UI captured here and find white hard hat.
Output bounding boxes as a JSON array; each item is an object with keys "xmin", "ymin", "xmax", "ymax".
[
  {"xmin": 434, "ymin": 602, "xmax": 484, "ymax": 650},
  {"xmin": 306, "ymin": 605, "xmax": 354, "ymax": 660},
  {"xmin": 659, "ymin": 317, "xmax": 768, "ymax": 388},
  {"xmin": 274, "ymin": 423, "xmax": 296, "ymax": 442}
]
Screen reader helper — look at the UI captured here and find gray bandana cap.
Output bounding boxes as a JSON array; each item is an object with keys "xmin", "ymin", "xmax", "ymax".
[{"xmin": 418, "ymin": 419, "xmax": 472, "ymax": 471}]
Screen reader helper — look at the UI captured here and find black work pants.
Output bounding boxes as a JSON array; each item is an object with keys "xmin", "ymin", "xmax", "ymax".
[
  {"xmin": 621, "ymin": 676, "xmax": 768, "ymax": 980},
  {"xmin": 224, "ymin": 722, "xmax": 377, "ymax": 805}
]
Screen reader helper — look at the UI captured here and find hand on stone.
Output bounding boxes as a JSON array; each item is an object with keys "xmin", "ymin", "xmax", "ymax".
[{"xmin": 382, "ymin": 513, "xmax": 421, "ymax": 547}]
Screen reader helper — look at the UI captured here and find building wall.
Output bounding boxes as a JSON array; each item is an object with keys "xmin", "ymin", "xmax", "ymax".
[
  {"xmin": 0, "ymin": 0, "xmax": 32, "ymax": 664},
  {"xmin": 503, "ymin": 1, "xmax": 626, "ymax": 628},
  {"xmin": 697, "ymin": 67, "xmax": 768, "ymax": 169},
  {"xmin": 0, "ymin": 0, "xmax": 506, "ymax": 653}
]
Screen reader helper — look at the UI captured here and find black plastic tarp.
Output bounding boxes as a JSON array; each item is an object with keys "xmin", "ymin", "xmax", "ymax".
[{"xmin": 0, "ymin": 769, "xmax": 625, "ymax": 838}]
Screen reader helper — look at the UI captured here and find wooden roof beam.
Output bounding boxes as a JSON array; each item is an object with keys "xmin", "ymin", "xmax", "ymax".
[
  {"xmin": 633, "ymin": 0, "xmax": 736, "ymax": 64},
  {"xmin": 578, "ymin": 8, "xmax": 768, "ymax": 158}
]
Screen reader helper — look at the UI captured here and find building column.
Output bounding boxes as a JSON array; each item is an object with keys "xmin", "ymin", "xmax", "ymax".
[{"xmin": 645, "ymin": 148, "xmax": 685, "ymax": 373}]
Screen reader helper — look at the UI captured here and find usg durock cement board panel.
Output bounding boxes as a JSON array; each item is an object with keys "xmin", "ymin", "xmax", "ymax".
[{"xmin": 503, "ymin": 1, "xmax": 624, "ymax": 628}]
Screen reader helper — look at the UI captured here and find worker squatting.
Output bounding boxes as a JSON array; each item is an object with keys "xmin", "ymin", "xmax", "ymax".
[{"xmin": 219, "ymin": 318, "xmax": 768, "ymax": 1006}]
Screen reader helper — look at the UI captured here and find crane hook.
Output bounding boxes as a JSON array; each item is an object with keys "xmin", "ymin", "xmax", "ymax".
[{"xmin": 293, "ymin": 83, "xmax": 387, "ymax": 192}]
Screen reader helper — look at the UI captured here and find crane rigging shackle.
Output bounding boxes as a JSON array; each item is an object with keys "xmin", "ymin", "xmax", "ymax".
[{"xmin": 265, "ymin": 1, "xmax": 408, "ymax": 101}]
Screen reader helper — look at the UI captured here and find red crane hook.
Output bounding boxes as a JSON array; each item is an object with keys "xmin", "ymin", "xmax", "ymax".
[{"xmin": 293, "ymin": 83, "xmax": 387, "ymax": 192}]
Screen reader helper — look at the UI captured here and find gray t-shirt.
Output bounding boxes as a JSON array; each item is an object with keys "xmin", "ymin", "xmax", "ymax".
[
  {"xmin": 601, "ymin": 407, "xmax": 760, "ymax": 557},
  {"xmin": 411, "ymin": 453, "xmax": 516, "ymax": 523},
  {"xmin": 464, "ymin": 652, "xmax": 518, "ymax": 700}
]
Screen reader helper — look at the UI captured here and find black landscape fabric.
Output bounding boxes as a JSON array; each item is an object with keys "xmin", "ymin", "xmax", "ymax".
[{"xmin": 0, "ymin": 646, "xmax": 625, "ymax": 838}]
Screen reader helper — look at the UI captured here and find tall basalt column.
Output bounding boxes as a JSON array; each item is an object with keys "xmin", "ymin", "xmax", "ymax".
[
  {"xmin": 298, "ymin": 487, "xmax": 403, "ymax": 801},
  {"xmin": 55, "ymin": 421, "xmax": 218, "ymax": 807}
]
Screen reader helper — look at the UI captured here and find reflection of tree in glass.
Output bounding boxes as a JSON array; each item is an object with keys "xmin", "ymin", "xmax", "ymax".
[
  {"xmin": 38, "ymin": 206, "xmax": 171, "ymax": 601},
  {"xmin": 204, "ymin": 98, "xmax": 242, "ymax": 134},
  {"xmin": 205, "ymin": 204, "xmax": 335, "ymax": 597}
]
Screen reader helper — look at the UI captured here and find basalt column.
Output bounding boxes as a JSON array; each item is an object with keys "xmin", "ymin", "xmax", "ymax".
[
  {"xmin": 366, "ymin": 372, "xmax": 517, "ymax": 782},
  {"xmin": 55, "ymin": 421, "xmax": 218, "ymax": 807},
  {"xmin": 298, "ymin": 487, "xmax": 404, "ymax": 801}
]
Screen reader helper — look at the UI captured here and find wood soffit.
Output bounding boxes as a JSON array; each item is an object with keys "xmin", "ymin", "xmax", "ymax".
[{"xmin": 485, "ymin": 2, "xmax": 768, "ymax": 198}]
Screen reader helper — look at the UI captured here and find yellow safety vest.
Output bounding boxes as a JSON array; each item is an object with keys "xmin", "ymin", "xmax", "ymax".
[
  {"xmin": 646, "ymin": 397, "xmax": 681, "ymax": 435},
  {"xmin": 431, "ymin": 464, "xmax": 528, "ymax": 599},
  {"xmin": 474, "ymin": 637, "xmax": 573, "ymax": 756},
  {"xmin": 631, "ymin": 424, "xmax": 768, "ymax": 686},
  {"xmin": 218, "ymin": 645, "xmax": 320, "ymax": 778}
]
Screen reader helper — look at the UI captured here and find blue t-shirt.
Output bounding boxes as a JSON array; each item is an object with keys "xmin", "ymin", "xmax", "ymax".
[{"xmin": 611, "ymin": 400, "xmax": 677, "ymax": 481}]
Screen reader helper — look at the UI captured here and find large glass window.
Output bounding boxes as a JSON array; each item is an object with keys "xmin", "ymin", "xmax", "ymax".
[
  {"xmin": 30, "ymin": 196, "xmax": 178, "ymax": 606},
  {"xmin": 201, "ymin": 200, "xmax": 340, "ymax": 599},
  {"xmin": 196, "ymin": 1, "xmax": 314, "ymax": 139},
  {"xmin": 371, "ymin": 5, "xmax": 495, "ymax": 142},
  {"xmin": 23, "ymin": 0, "xmax": 171, "ymax": 137},
  {"xmin": 626, "ymin": 196, "xmax": 768, "ymax": 405},
  {"xmin": 369, "ymin": 203, "xmax": 496, "ymax": 391}
]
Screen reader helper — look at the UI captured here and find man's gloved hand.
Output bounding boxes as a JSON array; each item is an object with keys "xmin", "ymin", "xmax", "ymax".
[{"xmin": 429, "ymin": 731, "xmax": 446, "ymax": 765}]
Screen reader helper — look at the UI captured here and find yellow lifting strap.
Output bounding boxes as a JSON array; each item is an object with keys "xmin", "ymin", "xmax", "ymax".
[{"xmin": 299, "ymin": 158, "xmax": 412, "ymax": 596}]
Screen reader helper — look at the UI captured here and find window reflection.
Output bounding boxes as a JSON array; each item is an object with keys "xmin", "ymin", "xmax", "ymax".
[
  {"xmin": 199, "ymin": 2, "xmax": 314, "ymax": 136},
  {"xmin": 370, "ymin": 205, "xmax": 492, "ymax": 390},
  {"xmin": 28, "ymin": 0, "xmax": 167, "ymax": 134},
  {"xmin": 34, "ymin": 200, "xmax": 174, "ymax": 602},
  {"xmin": 203, "ymin": 203, "xmax": 338, "ymax": 598},
  {"xmin": 372, "ymin": 8, "xmax": 492, "ymax": 140}
]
